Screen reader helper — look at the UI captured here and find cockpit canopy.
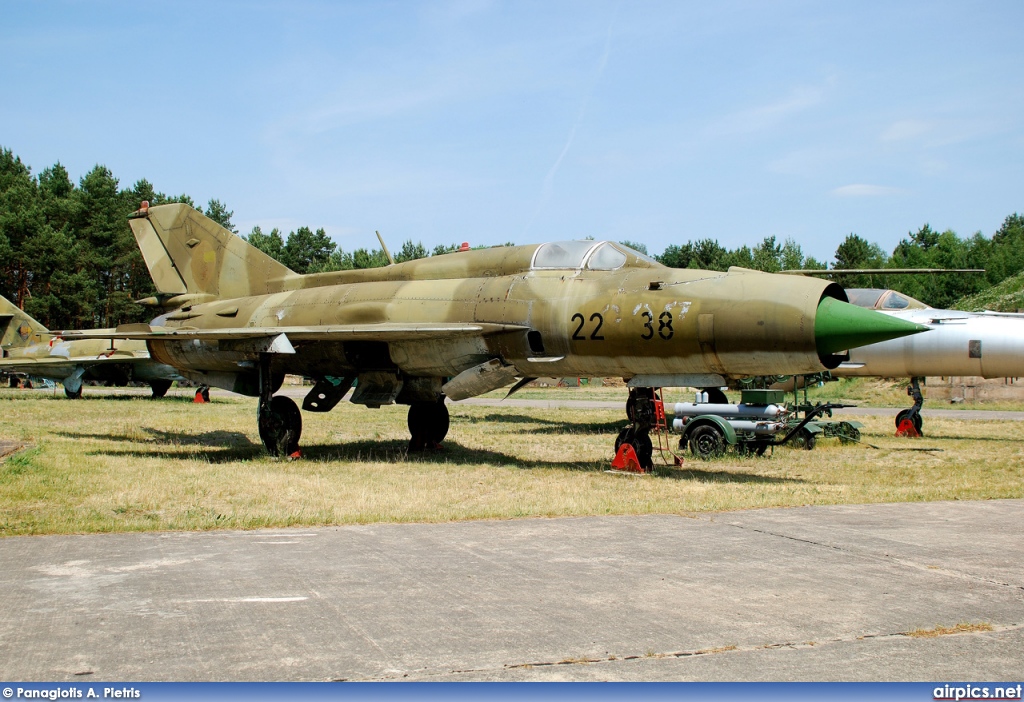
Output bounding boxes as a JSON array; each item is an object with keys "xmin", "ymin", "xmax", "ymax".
[
  {"xmin": 846, "ymin": 288, "xmax": 929, "ymax": 311},
  {"xmin": 531, "ymin": 241, "xmax": 655, "ymax": 271}
]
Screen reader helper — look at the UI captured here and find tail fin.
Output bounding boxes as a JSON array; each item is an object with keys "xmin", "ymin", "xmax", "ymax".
[
  {"xmin": 129, "ymin": 202, "xmax": 298, "ymax": 301},
  {"xmin": 0, "ymin": 295, "xmax": 50, "ymax": 348}
]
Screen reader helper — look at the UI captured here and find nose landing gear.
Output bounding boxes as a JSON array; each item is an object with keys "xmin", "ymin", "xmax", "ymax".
[
  {"xmin": 615, "ymin": 387, "xmax": 658, "ymax": 471},
  {"xmin": 895, "ymin": 377, "xmax": 925, "ymax": 436}
]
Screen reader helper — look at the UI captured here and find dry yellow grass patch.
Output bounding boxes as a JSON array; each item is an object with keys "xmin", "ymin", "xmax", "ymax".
[
  {"xmin": 2, "ymin": 387, "xmax": 1023, "ymax": 535},
  {"xmin": 905, "ymin": 622, "xmax": 995, "ymax": 638}
]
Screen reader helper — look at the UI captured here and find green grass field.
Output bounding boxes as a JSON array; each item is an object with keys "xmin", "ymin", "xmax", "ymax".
[{"xmin": 2, "ymin": 385, "xmax": 1022, "ymax": 536}]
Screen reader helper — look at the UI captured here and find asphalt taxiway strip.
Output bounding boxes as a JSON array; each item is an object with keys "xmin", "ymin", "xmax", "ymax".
[{"xmin": 1, "ymin": 500, "xmax": 1021, "ymax": 681}]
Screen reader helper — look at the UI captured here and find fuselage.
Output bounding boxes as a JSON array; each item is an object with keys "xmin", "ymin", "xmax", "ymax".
[
  {"xmin": 837, "ymin": 308, "xmax": 1024, "ymax": 379},
  {"xmin": 2, "ymin": 336, "xmax": 181, "ymax": 385},
  {"xmin": 147, "ymin": 241, "xmax": 847, "ymax": 393}
]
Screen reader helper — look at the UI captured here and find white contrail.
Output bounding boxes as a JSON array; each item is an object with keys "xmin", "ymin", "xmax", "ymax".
[{"xmin": 524, "ymin": 11, "xmax": 616, "ymax": 238}]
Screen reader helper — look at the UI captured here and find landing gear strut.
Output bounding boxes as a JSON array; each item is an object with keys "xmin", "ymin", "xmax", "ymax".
[
  {"xmin": 256, "ymin": 355, "xmax": 301, "ymax": 457},
  {"xmin": 408, "ymin": 398, "xmax": 450, "ymax": 451},
  {"xmin": 616, "ymin": 387, "xmax": 656, "ymax": 470},
  {"xmin": 895, "ymin": 377, "xmax": 924, "ymax": 435}
]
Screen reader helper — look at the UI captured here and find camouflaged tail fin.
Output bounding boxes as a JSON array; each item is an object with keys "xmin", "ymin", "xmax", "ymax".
[
  {"xmin": 0, "ymin": 294, "xmax": 50, "ymax": 348},
  {"xmin": 129, "ymin": 203, "xmax": 298, "ymax": 300}
]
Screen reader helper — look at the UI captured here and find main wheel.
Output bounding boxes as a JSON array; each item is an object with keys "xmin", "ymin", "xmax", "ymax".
[
  {"xmin": 688, "ymin": 424, "xmax": 724, "ymax": 460},
  {"xmin": 895, "ymin": 409, "xmax": 923, "ymax": 434},
  {"xmin": 701, "ymin": 387, "xmax": 728, "ymax": 405},
  {"xmin": 64, "ymin": 385, "xmax": 82, "ymax": 399},
  {"xmin": 258, "ymin": 396, "xmax": 302, "ymax": 457},
  {"xmin": 408, "ymin": 400, "xmax": 450, "ymax": 450},
  {"xmin": 149, "ymin": 379, "xmax": 173, "ymax": 398}
]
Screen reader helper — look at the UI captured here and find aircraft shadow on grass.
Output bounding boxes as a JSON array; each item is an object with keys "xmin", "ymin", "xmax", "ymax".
[
  {"xmin": 466, "ymin": 413, "xmax": 627, "ymax": 434},
  {"xmin": 293, "ymin": 441, "xmax": 804, "ymax": 484},
  {"xmin": 56, "ymin": 428, "xmax": 258, "ymax": 464},
  {"xmin": 55, "ymin": 429, "xmax": 802, "ymax": 483},
  {"xmin": 39, "ymin": 393, "xmax": 204, "ymax": 404}
]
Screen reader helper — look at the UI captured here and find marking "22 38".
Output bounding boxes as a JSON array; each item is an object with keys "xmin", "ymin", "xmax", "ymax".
[
  {"xmin": 570, "ymin": 310, "xmax": 675, "ymax": 341},
  {"xmin": 641, "ymin": 311, "xmax": 674, "ymax": 340},
  {"xmin": 571, "ymin": 312, "xmax": 604, "ymax": 340}
]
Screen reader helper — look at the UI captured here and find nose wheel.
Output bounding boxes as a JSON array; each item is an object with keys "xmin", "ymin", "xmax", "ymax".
[
  {"xmin": 408, "ymin": 399, "xmax": 450, "ymax": 451},
  {"xmin": 895, "ymin": 377, "xmax": 925, "ymax": 436},
  {"xmin": 615, "ymin": 427, "xmax": 653, "ymax": 469}
]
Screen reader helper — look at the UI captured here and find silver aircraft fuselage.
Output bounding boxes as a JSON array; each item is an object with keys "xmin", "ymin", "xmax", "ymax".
[{"xmin": 836, "ymin": 307, "xmax": 1024, "ymax": 379}]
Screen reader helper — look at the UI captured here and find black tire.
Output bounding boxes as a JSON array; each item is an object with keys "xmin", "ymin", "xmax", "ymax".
[
  {"xmin": 701, "ymin": 387, "xmax": 728, "ymax": 405},
  {"xmin": 798, "ymin": 427, "xmax": 816, "ymax": 451},
  {"xmin": 408, "ymin": 400, "xmax": 450, "ymax": 450},
  {"xmin": 895, "ymin": 409, "xmax": 923, "ymax": 434},
  {"xmin": 149, "ymin": 380, "xmax": 173, "ymax": 398},
  {"xmin": 632, "ymin": 430, "xmax": 653, "ymax": 470},
  {"xmin": 64, "ymin": 385, "xmax": 82, "ymax": 399},
  {"xmin": 688, "ymin": 424, "xmax": 724, "ymax": 460},
  {"xmin": 615, "ymin": 427, "xmax": 632, "ymax": 452},
  {"xmin": 614, "ymin": 427, "xmax": 653, "ymax": 470},
  {"xmin": 258, "ymin": 396, "xmax": 302, "ymax": 456}
]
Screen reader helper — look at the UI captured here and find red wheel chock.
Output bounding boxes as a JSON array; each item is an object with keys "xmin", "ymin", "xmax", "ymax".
[
  {"xmin": 193, "ymin": 389, "xmax": 206, "ymax": 403},
  {"xmin": 611, "ymin": 443, "xmax": 644, "ymax": 473},
  {"xmin": 895, "ymin": 419, "xmax": 920, "ymax": 437}
]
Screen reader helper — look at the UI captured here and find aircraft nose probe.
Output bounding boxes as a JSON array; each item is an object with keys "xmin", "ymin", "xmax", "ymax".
[{"xmin": 814, "ymin": 296, "xmax": 930, "ymax": 357}]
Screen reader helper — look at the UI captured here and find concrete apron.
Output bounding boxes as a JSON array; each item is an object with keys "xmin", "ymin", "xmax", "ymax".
[{"xmin": 1, "ymin": 500, "xmax": 1022, "ymax": 681}]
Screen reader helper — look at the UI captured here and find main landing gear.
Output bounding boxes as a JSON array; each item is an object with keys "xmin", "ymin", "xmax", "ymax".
[
  {"xmin": 149, "ymin": 380, "xmax": 173, "ymax": 398},
  {"xmin": 616, "ymin": 387, "xmax": 656, "ymax": 471},
  {"xmin": 256, "ymin": 355, "xmax": 301, "ymax": 457},
  {"xmin": 408, "ymin": 398, "xmax": 450, "ymax": 451}
]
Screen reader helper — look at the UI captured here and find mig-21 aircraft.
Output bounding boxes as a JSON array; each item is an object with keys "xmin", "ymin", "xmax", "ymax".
[
  {"xmin": 59, "ymin": 202, "xmax": 927, "ymax": 462},
  {"xmin": 832, "ymin": 287, "xmax": 1024, "ymax": 433},
  {"xmin": 0, "ymin": 294, "xmax": 184, "ymax": 398}
]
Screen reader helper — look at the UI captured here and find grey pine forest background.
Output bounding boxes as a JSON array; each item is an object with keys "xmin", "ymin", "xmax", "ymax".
[{"xmin": 3, "ymin": 147, "xmax": 1023, "ymax": 332}]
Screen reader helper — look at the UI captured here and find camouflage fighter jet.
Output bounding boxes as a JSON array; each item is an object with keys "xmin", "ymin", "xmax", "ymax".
[
  {"xmin": 60, "ymin": 202, "xmax": 927, "ymax": 463},
  {"xmin": 0, "ymin": 294, "xmax": 184, "ymax": 398}
]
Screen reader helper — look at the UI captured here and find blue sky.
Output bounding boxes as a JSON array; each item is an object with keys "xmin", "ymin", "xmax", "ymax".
[{"xmin": 1, "ymin": 1, "xmax": 1021, "ymax": 261}]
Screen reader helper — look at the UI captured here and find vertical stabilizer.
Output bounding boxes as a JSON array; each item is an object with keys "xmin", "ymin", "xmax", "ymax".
[
  {"xmin": 129, "ymin": 203, "xmax": 298, "ymax": 300},
  {"xmin": 0, "ymin": 295, "xmax": 50, "ymax": 348}
]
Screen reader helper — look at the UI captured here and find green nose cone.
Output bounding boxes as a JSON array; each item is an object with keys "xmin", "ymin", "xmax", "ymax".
[{"xmin": 815, "ymin": 297, "xmax": 929, "ymax": 356}]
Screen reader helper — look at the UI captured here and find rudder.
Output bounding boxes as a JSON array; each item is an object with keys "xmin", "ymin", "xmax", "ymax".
[
  {"xmin": 0, "ymin": 295, "xmax": 50, "ymax": 348},
  {"xmin": 129, "ymin": 202, "xmax": 297, "ymax": 301}
]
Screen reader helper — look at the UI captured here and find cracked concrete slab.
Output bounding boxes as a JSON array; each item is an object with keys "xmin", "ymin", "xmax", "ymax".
[{"xmin": 0, "ymin": 500, "xmax": 1021, "ymax": 681}]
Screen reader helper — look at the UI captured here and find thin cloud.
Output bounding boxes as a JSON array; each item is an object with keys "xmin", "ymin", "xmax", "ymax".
[
  {"xmin": 831, "ymin": 184, "xmax": 905, "ymax": 197},
  {"xmin": 706, "ymin": 84, "xmax": 826, "ymax": 137},
  {"xmin": 524, "ymin": 10, "xmax": 617, "ymax": 237},
  {"xmin": 880, "ymin": 119, "xmax": 931, "ymax": 142}
]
